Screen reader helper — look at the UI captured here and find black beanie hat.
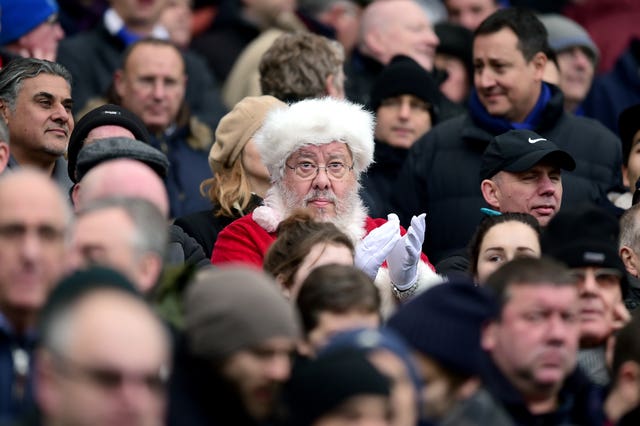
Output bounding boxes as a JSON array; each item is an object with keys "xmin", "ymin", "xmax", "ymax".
[
  {"xmin": 435, "ymin": 22, "xmax": 474, "ymax": 86},
  {"xmin": 285, "ymin": 350, "xmax": 390, "ymax": 426},
  {"xmin": 387, "ymin": 280, "xmax": 498, "ymax": 377},
  {"xmin": 68, "ymin": 104, "xmax": 152, "ymax": 182},
  {"xmin": 369, "ymin": 55, "xmax": 440, "ymax": 121},
  {"xmin": 541, "ymin": 203, "xmax": 628, "ymax": 297}
]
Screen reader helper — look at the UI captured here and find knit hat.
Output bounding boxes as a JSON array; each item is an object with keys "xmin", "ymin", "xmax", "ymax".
[
  {"xmin": 480, "ymin": 129, "xmax": 576, "ymax": 180},
  {"xmin": 285, "ymin": 349, "xmax": 390, "ymax": 426},
  {"xmin": 539, "ymin": 14, "xmax": 599, "ymax": 64},
  {"xmin": 253, "ymin": 97, "xmax": 375, "ymax": 180},
  {"xmin": 319, "ymin": 327, "xmax": 423, "ymax": 395},
  {"xmin": 0, "ymin": 0, "xmax": 59, "ymax": 45},
  {"xmin": 68, "ymin": 104, "xmax": 152, "ymax": 182},
  {"xmin": 75, "ymin": 137, "xmax": 170, "ymax": 182},
  {"xmin": 435, "ymin": 21, "xmax": 474, "ymax": 86},
  {"xmin": 369, "ymin": 55, "xmax": 440, "ymax": 120},
  {"xmin": 541, "ymin": 204, "xmax": 628, "ymax": 296},
  {"xmin": 209, "ymin": 95, "xmax": 286, "ymax": 174},
  {"xmin": 618, "ymin": 103, "xmax": 640, "ymax": 166},
  {"xmin": 183, "ymin": 267, "xmax": 300, "ymax": 361},
  {"xmin": 386, "ymin": 280, "xmax": 499, "ymax": 377},
  {"xmin": 38, "ymin": 266, "xmax": 140, "ymax": 335}
]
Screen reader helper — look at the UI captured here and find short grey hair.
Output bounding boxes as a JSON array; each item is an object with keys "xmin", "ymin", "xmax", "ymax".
[
  {"xmin": 77, "ymin": 197, "xmax": 168, "ymax": 260},
  {"xmin": 0, "ymin": 58, "xmax": 72, "ymax": 111},
  {"xmin": 0, "ymin": 118, "xmax": 9, "ymax": 145}
]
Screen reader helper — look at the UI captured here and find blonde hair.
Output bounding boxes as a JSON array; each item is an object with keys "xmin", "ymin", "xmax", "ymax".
[{"xmin": 200, "ymin": 160, "xmax": 254, "ymax": 218}]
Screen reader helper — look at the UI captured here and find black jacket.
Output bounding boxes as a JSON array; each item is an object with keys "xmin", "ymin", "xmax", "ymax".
[
  {"xmin": 361, "ymin": 142, "xmax": 409, "ymax": 218},
  {"xmin": 392, "ymin": 85, "xmax": 623, "ymax": 264}
]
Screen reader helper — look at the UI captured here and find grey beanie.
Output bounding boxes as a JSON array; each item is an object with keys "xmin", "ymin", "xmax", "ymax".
[
  {"xmin": 184, "ymin": 267, "xmax": 300, "ymax": 360},
  {"xmin": 539, "ymin": 14, "xmax": 599, "ymax": 64}
]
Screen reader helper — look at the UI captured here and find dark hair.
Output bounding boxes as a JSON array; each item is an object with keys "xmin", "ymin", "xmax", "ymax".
[
  {"xmin": 612, "ymin": 311, "xmax": 640, "ymax": 384},
  {"xmin": 474, "ymin": 7, "xmax": 550, "ymax": 62},
  {"xmin": 468, "ymin": 212, "xmax": 540, "ymax": 277},
  {"xmin": 296, "ymin": 264, "xmax": 380, "ymax": 335},
  {"xmin": 263, "ymin": 210, "xmax": 355, "ymax": 289},
  {"xmin": 485, "ymin": 256, "xmax": 576, "ymax": 315}
]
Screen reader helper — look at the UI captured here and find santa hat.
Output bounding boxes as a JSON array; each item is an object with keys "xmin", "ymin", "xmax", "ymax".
[{"xmin": 253, "ymin": 97, "xmax": 375, "ymax": 181}]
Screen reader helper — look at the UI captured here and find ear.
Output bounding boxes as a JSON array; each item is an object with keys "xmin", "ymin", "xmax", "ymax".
[
  {"xmin": 324, "ymin": 74, "xmax": 344, "ymax": 99},
  {"xmin": 480, "ymin": 321, "xmax": 497, "ymax": 352},
  {"xmin": 620, "ymin": 246, "xmax": 639, "ymax": 277},
  {"xmin": 480, "ymin": 179, "xmax": 501, "ymax": 210},
  {"xmin": 531, "ymin": 51, "xmax": 548, "ymax": 82},
  {"xmin": 70, "ymin": 183, "xmax": 81, "ymax": 211},
  {"xmin": 35, "ymin": 350, "xmax": 60, "ymax": 418},
  {"xmin": 113, "ymin": 69, "xmax": 126, "ymax": 99},
  {"xmin": 0, "ymin": 142, "xmax": 8, "ymax": 174},
  {"xmin": 616, "ymin": 361, "xmax": 640, "ymax": 402},
  {"xmin": 622, "ymin": 164, "xmax": 630, "ymax": 189},
  {"xmin": 364, "ymin": 29, "xmax": 385, "ymax": 58},
  {"xmin": 137, "ymin": 253, "xmax": 164, "ymax": 294}
]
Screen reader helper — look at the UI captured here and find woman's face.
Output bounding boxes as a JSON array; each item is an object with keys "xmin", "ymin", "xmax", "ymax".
[
  {"xmin": 289, "ymin": 242, "xmax": 354, "ymax": 299},
  {"xmin": 475, "ymin": 221, "xmax": 541, "ymax": 284},
  {"xmin": 241, "ymin": 138, "xmax": 271, "ymax": 184}
]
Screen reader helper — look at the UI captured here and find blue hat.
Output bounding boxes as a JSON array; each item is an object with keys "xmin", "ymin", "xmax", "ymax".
[
  {"xmin": 387, "ymin": 280, "xmax": 499, "ymax": 377},
  {"xmin": 0, "ymin": 0, "xmax": 59, "ymax": 45}
]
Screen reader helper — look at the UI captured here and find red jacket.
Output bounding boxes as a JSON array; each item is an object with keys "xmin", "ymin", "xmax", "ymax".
[{"xmin": 211, "ymin": 213, "xmax": 434, "ymax": 270}]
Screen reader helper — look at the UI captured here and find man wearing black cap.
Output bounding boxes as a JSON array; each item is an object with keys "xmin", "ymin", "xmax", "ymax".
[
  {"xmin": 361, "ymin": 55, "xmax": 441, "ymax": 217},
  {"xmin": 543, "ymin": 204, "xmax": 631, "ymax": 386},
  {"xmin": 393, "ymin": 8, "xmax": 622, "ymax": 265},
  {"xmin": 480, "ymin": 129, "xmax": 576, "ymax": 226},
  {"xmin": 66, "ymin": 103, "xmax": 152, "ymax": 183}
]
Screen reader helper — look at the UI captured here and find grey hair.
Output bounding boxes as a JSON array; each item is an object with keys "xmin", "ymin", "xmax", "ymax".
[
  {"xmin": 297, "ymin": 0, "xmax": 356, "ymax": 16},
  {"xmin": 77, "ymin": 197, "xmax": 168, "ymax": 259},
  {"xmin": 0, "ymin": 118, "xmax": 9, "ymax": 145},
  {"xmin": 0, "ymin": 58, "xmax": 72, "ymax": 111}
]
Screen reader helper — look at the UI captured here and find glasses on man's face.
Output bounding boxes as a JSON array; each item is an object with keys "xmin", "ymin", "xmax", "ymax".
[
  {"xmin": 570, "ymin": 267, "xmax": 623, "ymax": 287},
  {"xmin": 285, "ymin": 161, "xmax": 353, "ymax": 180},
  {"xmin": 53, "ymin": 353, "xmax": 169, "ymax": 395}
]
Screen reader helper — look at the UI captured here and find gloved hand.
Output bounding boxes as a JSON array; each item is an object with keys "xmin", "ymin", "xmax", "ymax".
[
  {"xmin": 387, "ymin": 213, "xmax": 426, "ymax": 290},
  {"xmin": 354, "ymin": 214, "xmax": 401, "ymax": 280}
]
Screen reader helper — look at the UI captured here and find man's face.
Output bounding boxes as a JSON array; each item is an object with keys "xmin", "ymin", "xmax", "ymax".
[
  {"xmin": 19, "ymin": 15, "xmax": 65, "ymax": 61},
  {"xmin": 1, "ymin": 73, "xmax": 73, "ymax": 162},
  {"xmin": 489, "ymin": 163, "xmax": 563, "ymax": 226},
  {"xmin": 445, "ymin": 0, "xmax": 498, "ymax": 30},
  {"xmin": 557, "ymin": 46, "xmax": 594, "ymax": 108},
  {"xmin": 376, "ymin": 1, "xmax": 439, "ymax": 71},
  {"xmin": 375, "ymin": 95, "xmax": 432, "ymax": 149},
  {"xmin": 110, "ymin": 0, "xmax": 168, "ymax": 27},
  {"xmin": 572, "ymin": 266, "xmax": 624, "ymax": 347},
  {"xmin": 473, "ymin": 27, "xmax": 545, "ymax": 123},
  {"xmin": 69, "ymin": 208, "xmax": 149, "ymax": 292},
  {"xmin": 220, "ymin": 336, "xmax": 295, "ymax": 421},
  {"xmin": 482, "ymin": 284, "xmax": 580, "ymax": 395},
  {"xmin": 39, "ymin": 291, "xmax": 169, "ymax": 426},
  {"xmin": 306, "ymin": 311, "xmax": 380, "ymax": 354},
  {"xmin": 280, "ymin": 142, "xmax": 359, "ymax": 221},
  {"xmin": 623, "ymin": 129, "xmax": 640, "ymax": 189},
  {"xmin": 115, "ymin": 43, "xmax": 186, "ymax": 134},
  {"xmin": 0, "ymin": 174, "xmax": 68, "ymax": 322},
  {"xmin": 413, "ymin": 353, "xmax": 459, "ymax": 421}
]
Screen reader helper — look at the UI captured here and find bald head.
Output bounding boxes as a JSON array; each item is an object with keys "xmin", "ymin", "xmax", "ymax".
[
  {"xmin": 360, "ymin": 0, "xmax": 439, "ymax": 70},
  {"xmin": 74, "ymin": 159, "xmax": 169, "ymax": 217},
  {"xmin": 0, "ymin": 168, "xmax": 72, "ymax": 331},
  {"xmin": 37, "ymin": 288, "xmax": 170, "ymax": 426}
]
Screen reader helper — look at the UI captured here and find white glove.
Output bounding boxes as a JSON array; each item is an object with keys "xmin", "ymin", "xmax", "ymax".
[
  {"xmin": 354, "ymin": 214, "xmax": 401, "ymax": 280},
  {"xmin": 387, "ymin": 213, "xmax": 426, "ymax": 290}
]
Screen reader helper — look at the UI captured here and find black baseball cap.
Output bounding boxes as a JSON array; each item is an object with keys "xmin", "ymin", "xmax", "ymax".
[{"xmin": 480, "ymin": 129, "xmax": 576, "ymax": 181}]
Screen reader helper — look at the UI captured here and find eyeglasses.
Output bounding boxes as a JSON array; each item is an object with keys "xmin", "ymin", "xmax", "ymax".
[
  {"xmin": 570, "ymin": 267, "xmax": 623, "ymax": 286},
  {"xmin": 285, "ymin": 161, "xmax": 353, "ymax": 180},
  {"xmin": 53, "ymin": 353, "xmax": 169, "ymax": 395}
]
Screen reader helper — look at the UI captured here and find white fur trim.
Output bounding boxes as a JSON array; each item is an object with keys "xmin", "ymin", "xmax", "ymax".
[
  {"xmin": 374, "ymin": 262, "xmax": 445, "ymax": 319},
  {"xmin": 253, "ymin": 97, "xmax": 375, "ymax": 181}
]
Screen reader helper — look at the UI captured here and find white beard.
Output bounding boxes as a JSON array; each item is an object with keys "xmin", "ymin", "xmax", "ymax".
[{"xmin": 252, "ymin": 182, "xmax": 368, "ymax": 245}]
